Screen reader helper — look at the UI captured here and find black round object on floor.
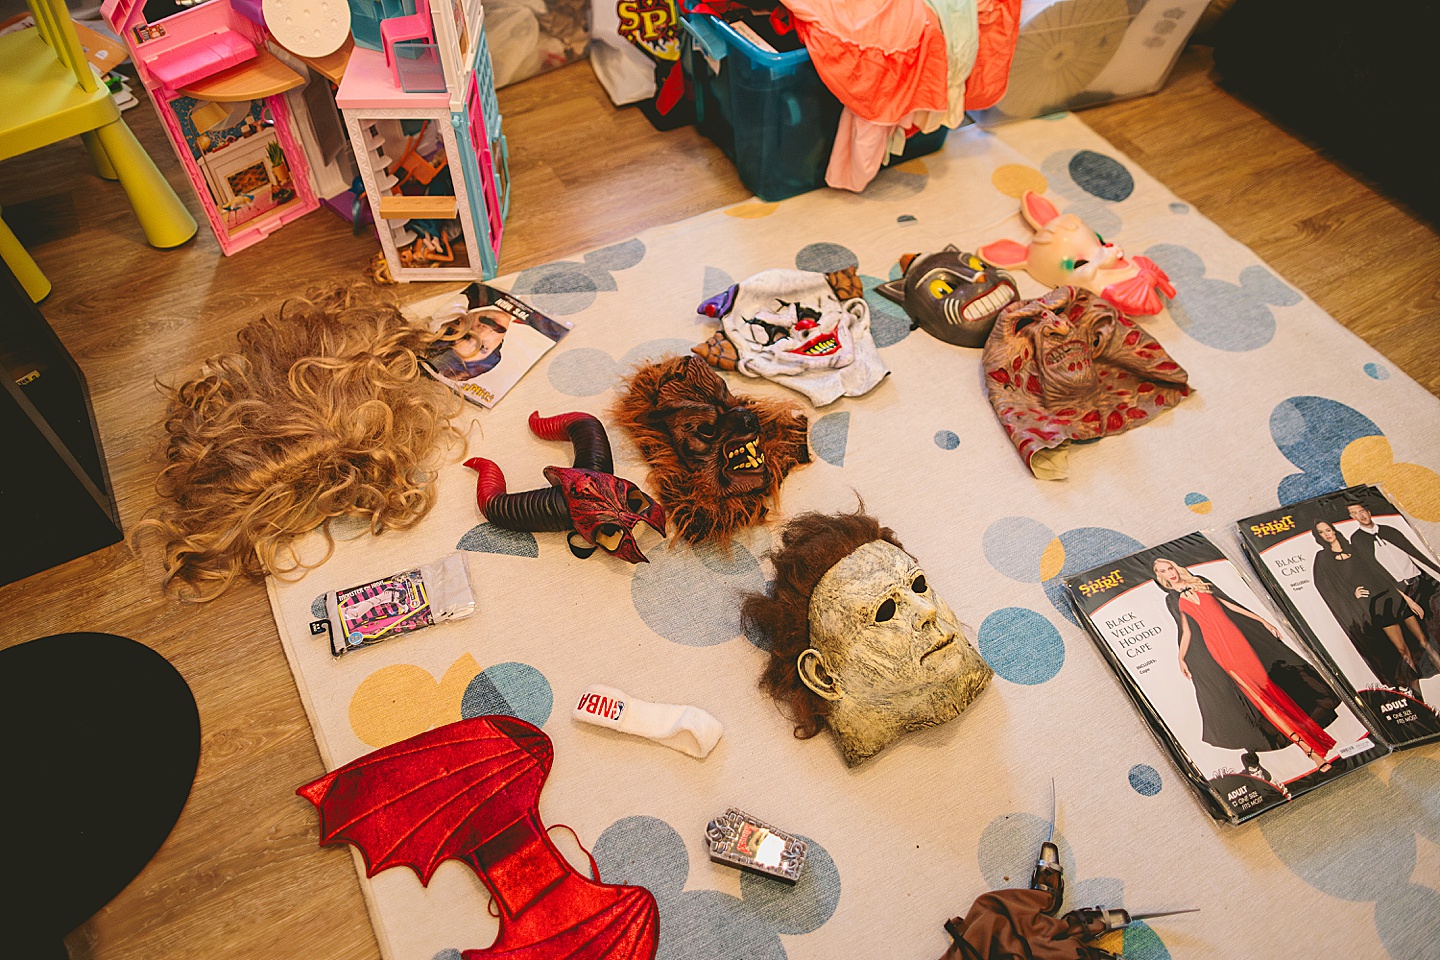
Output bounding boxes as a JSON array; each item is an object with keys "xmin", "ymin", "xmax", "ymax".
[{"xmin": 0, "ymin": 633, "xmax": 201, "ymax": 958}]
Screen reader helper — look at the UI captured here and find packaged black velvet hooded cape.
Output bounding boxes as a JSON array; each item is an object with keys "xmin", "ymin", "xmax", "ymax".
[{"xmin": 1165, "ymin": 580, "xmax": 1340, "ymax": 751}]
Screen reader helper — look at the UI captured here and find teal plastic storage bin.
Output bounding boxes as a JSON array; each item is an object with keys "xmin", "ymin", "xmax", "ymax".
[
  {"xmin": 348, "ymin": 0, "xmax": 416, "ymax": 52},
  {"xmin": 681, "ymin": 14, "xmax": 948, "ymax": 202}
]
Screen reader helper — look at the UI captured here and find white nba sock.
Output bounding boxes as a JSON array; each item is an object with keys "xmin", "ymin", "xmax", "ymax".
[{"xmin": 571, "ymin": 684, "xmax": 723, "ymax": 759}]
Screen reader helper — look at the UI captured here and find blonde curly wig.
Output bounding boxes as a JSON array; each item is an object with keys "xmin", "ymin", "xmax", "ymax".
[{"xmin": 134, "ymin": 287, "xmax": 462, "ymax": 601}]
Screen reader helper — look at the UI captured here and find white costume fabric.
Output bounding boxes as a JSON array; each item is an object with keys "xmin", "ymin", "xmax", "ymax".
[
  {"xmin": 589, "ymin": 0, "xmax": 657, "ymax": 105},
  {"xmin": 913, "ymin": 0, "xmax": 980, "ymax": 137}
]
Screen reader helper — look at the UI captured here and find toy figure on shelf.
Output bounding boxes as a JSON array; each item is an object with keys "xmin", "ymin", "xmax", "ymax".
[
  {"xmin": 937, "ymin": 836, "xmax": 1196, "ymax": 960},
  {"xmin": 613, "ymin": 355, "xmax": 810, "ymax": 544},
  {"xmin": 742, "ymin": 510, "xmax": 993, "ymax": 767},
  {"xmin": 466, "ymin": 411, "xmax": 666, "ymax": 563},
  {"xmin": 979, "ymin": 191, "xmax": 1175, "ymax": 318},
  {"xmin": 874, "ymin": 246, "xmax": 1019, "ymax": 348},
  {"xmin": 382, "ymin": 121, "xmax": 464, "ymax": 266},
  {"xmin": 982, "ymin": 286, "xmax": 1191, "ymax": 480},
  {"xmin": 298, "ymin": 715, "xmax": 660, "ymax": 960},
  {"xmin": 692, "ymin": 266, "xmax": 889, "ymax": 406}
]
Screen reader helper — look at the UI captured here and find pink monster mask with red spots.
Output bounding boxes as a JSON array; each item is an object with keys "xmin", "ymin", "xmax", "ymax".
[{"xmin": 982, "ymin": 286, "xmax": 1192, "ymax": 480}]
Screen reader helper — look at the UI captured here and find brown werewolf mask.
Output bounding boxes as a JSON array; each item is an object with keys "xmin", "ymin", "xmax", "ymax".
[{"xmin": 613, "ymin": 355, "xmax": 810, "ymax": 543}]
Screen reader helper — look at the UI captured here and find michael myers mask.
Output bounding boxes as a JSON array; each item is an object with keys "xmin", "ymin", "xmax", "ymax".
[
  {"xmin": 693, "ymin": 268, "xmax": 888, "ymax": 406},
  {"xmin": 982, "ymin": 286, "xmax": 1191, "ymax": 480},
  {"xmin": 875, "ymin": 245, "xmax": 1019, "ymax": 347},
  {"xmin": 744, "ymin": 512, "xmax": 992, "ymax": 767}
]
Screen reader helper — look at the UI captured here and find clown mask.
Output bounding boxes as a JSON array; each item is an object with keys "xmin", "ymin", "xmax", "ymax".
[
  {"xmin": 982, "ymin": 286, "xmax": 1191, "ymax": 480},
  {"xmin": 875, "ymin": 245, "xmax": 1019, "ymax": 347},
  {"xmin": 803, "ymin": 540, "xmax": 992, "ymax": 766},
  {"xmin": 978, "ymin": 191, "xmax": 1176, "ymax": 318},
  {"xmin": 694, "ymin": 268, "xmax": 888, "ymax": 406}
]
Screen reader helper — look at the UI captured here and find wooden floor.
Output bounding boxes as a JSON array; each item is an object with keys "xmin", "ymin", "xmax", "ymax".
[{"xmin": 1, "ymin": 45, "xmax": 1436, "ymax": 960}]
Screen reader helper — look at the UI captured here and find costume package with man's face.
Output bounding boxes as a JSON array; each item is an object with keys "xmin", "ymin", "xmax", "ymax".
[
  {"xmin": 691, "ymin": 268, "xmax": 888, "ymax": 406},
  {"xmin": 982, "ymin": 286, "xmax": 1191, "ymax": 480},
  {"xmin": 874, "ymin": 246, "xmax": 1019, "ymax": 347},
  {"xmin": 612, "ymin": 355, "xmax": 810, "ymax": 544}
]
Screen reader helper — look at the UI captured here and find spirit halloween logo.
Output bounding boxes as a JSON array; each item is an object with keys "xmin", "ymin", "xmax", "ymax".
[
  {"xmin": 1249, "ymin": 515, "xmax": 1296, "ymax": 538},
  {"xmin": 618, "ymin": 0, "xmax": 681, "ymax": 61},
  {"xmin": 1076, "ymin": 569, "xmax": 1124, "ymax": 598}
]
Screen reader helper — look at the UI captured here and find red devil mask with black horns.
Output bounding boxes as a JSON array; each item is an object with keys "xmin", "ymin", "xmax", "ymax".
[{"xmin": 466, "ymin": 411, "xmax": 667, "ymax": 563}]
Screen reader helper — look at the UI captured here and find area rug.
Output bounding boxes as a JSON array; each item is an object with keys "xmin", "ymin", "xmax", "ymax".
[{"xmin": 269, "ymin": 113, "xmax": 1440, "ymax": 960}]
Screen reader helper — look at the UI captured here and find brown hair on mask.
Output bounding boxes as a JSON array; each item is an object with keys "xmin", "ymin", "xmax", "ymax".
[
  {"xmin": 611, "ymin": 355, "xmax": 809, "ymax": 545},
  {"xmin": 742, "ymin": 509, "xmax": 904, "ymax": 739}
]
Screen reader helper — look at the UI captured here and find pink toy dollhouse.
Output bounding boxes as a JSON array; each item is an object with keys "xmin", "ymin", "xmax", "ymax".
[
  {"xmin": 103, "ymin": 0, "xmax": 320, "ymax": 255},
  {"xmin": 336, "ymin": 0, "xmax": 509, "ymax": 281}
]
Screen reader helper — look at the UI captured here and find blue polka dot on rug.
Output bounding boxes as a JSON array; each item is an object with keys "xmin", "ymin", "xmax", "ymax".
[
  {"xmin": 510, "ymin": 239, "xmax": 646, "ymax": 315},
  {"xmin": 862, "ymin": 274, "xmax": 914, "ymax": 347},
  {"xmin": 460, "ymin": 662, "xmax": 553, "ymax": 728},
  {"xmin": 593, "ymin": 815, "xmax": 841, "ymax": 957},
  {"xmin": 812, "ymin": 412, "xmax": 850, "ymax": 466},
  {"xmin": 457, "ymin": 523, "xmax": 539, "ymax": 557},
  {"xmin": 978, "ymin": 607, "xmax": 1065, "ymax": 684},
  {"xmin": 1123, "ymin": 922, "xmax": 1172, "ymax": 960},
  {"xmin": 1269, "ymin": 396, "xmax": 1382, "ymax": 504},
  {"xmin": 632, "ymin": 540, "xmax": 766, "ymax": 646},
  {"xmin": 1041, "ymin": 527, "xmax": 1145, "ymax": 623},
  {"xmin": 983, "ymin": 516, "xmax": 1063, "ymax": 584},
  {"xmin": 795, "ymin": 242, "xmax": 858, "ymax": 273},
  {"xmin": 1145, "ymin": 244, "xmax": 1297, "ymax": 352},
  {"xmin": 1129, "ymin": 764, "xmax": 1163, "ymax": 796},
  {"xmin": 1068, "ymin": 149, "xmax": 1134, "ymax": 202}
]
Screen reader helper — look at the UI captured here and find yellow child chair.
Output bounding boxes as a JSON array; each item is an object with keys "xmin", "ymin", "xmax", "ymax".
[{"xmin": 0, "ymin": 0, "xmax": 197, "ymax": 301}]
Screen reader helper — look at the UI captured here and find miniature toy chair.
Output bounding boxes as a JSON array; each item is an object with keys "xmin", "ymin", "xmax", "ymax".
[
  {"xmin": 0, "ymin": 0, "xmax": 197, "ymax": 301},
  {"xmin": 380, "ymin": 0, "xmax": 434, "ymax": 88}
]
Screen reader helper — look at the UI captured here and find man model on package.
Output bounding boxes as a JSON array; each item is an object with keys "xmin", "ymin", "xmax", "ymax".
[{"xmin": 1347, "ymin": 503, "xmax": 1440, "ymax": 606}]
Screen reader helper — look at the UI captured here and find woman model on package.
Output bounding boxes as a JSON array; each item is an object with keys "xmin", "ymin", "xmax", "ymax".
[
  {"xmin": 1154, "ymin": 558, "xmax": 1339, "ymax": 773},
  {"xmin": 1311, "ymin": 520, "xmax": 1440, "ymax": 695}
]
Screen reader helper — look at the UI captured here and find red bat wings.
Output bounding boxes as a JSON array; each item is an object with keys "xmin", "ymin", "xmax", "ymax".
[{"xmin": 298, "ymin": 716, "xmax": 659, "ymax": 960}]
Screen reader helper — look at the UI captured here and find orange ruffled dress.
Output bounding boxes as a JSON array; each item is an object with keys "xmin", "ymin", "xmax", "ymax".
[
  {"xmin": 785, "ymin": 0, "xmax": 950, "ymax": 191},
  {"xmin": 785, "ymin": 0, "xmax": 951, "ymax": 125},
  {"xmin": 964, "ymin": 0, "xmax": 1022, "ymax": 110}
]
